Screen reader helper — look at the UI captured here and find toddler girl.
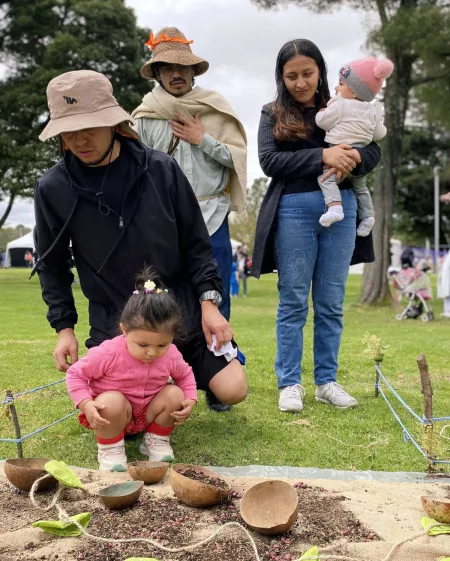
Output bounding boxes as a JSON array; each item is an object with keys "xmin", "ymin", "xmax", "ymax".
[
  {"xmin": 66, "ymin": 268, "xmax": 197, "ymax": 472},
  {"xmin": 315, "ymin": 56, "xmax": 394, "ymax": 236}
]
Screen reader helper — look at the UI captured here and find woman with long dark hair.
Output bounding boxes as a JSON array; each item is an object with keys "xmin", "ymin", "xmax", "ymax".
[{"xmin": 252, "ymin": 39, "xmax": 380, "ymax": 412}]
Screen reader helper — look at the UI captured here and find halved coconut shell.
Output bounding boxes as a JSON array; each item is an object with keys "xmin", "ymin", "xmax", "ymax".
[
  {"xmin": 4, "ymin": 458, "xmax": 58, "ymax": 492},
  {"xmin": 128, "ymin": 460, "xmax": 169, "ymax": 484},
  {"xmin": 99, "ymin": 480, "xmax": 144, "ymax": 510},
  {"xmin": 421, "ymin": 495, "xmax": 450, "ymax": 524},
  {"xmin": 240, "ymin": 480, "xmax": 299, "ymax": 535},
  {"xmin": 170, "ymin": 464, "xmax": 230, "ymax": 508}
]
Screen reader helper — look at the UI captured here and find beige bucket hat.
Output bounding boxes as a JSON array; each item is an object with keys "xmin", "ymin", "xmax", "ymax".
[
  {"xmin": 140, "ymin": 26, "xmax": 209, "ymax": 80},
  {"xmin": 39, "ymin": 70, "xmax": 134, "ymax": 141}
]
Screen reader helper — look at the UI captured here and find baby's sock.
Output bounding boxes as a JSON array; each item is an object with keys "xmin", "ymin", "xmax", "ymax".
[
  {"xmin": 357, "ymin": 217, "xmax": 375, "ymax": 237},
  {"xmin": 319, "ymin": 205, "xmax": 344, "ymax": 227}
]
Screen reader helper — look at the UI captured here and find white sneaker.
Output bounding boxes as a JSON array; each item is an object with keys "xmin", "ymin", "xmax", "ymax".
[
  {"xmin": 279, "ymin": 384, "xmax": 306, "ymax": 412},
  {"xmin": 139, "ymin": 432, "xmax": 174, "ymax": 462},
  {"xmin": 315, "ymin": 382, "xmax": 358, "ymax": 409},
  {"xmin": 97, "ymin": 439, "xmax": 128, "ymax": 472},
  {"xmin": 319, "ymin": 205, "xmax": 344, "ymax": 227},
  {"xmin": 357, "ymin": 217, "xmax": 375, "ymax": 237}
]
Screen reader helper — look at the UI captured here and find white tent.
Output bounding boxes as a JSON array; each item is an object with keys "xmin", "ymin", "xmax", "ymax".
[{"xmin": 4, "ymin": 231, "xmax": 34, "ymax": 268}]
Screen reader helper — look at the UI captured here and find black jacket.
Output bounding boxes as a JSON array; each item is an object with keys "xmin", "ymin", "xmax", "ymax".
[
  {"xmin": 33, "ymin": 137, "xmax": 222, "ymax": 347},
  {"xmin": 251, "ymin": 106, "xmax": 380, "ymax": 278}
]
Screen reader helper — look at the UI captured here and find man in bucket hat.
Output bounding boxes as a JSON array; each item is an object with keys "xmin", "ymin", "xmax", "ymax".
[
  {"xmin": 33, "ymin": 70, "xmax": 247, "ymax": 469},
  {"xmin": 133, "ymin": 27, "xmax": 248, "ymax": 412}
]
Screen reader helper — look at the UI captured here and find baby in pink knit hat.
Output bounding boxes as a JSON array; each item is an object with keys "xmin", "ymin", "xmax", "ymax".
[{"xmin": 316, "ymin": 56, "xmax": 394, "ymax": 236}]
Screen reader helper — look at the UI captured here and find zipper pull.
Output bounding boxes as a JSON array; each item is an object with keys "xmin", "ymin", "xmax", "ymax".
[{"xmin": 119, "ymin": 216, "xmax": 124, "ymax": 228}]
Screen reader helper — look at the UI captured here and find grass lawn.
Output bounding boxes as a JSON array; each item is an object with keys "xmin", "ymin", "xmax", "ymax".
[{"xmin": 0, "ymin": 267, "xmax": 449, "ymax": 472}]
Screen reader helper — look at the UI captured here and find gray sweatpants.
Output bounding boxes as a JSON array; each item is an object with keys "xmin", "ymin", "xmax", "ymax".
[{"xmin": 318, "ymin": 142, "xmax": 374, "ymax": 220}]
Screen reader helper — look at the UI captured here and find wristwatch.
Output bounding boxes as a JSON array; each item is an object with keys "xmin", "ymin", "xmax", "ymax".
[{"xmin": 199, "ymin": 290, "xmax": 222, "ymax": 306}]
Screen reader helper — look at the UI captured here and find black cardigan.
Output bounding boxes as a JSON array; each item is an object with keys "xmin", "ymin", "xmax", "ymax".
[{"xmin": 251, "ymin": 106, "xmax": 380, "ymax": 278}]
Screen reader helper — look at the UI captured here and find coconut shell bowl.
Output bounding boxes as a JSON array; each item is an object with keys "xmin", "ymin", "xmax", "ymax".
[
  {"xmin": 4, "ymin": 458, "xmax": 58, "ymax": 492},
  {"xmin": 240, "ymin": 480, "xmax": 299, "ymax": 535},
  {"xmin": 170, "ymin": 464, "xmax": 230, "ymax": 508}
]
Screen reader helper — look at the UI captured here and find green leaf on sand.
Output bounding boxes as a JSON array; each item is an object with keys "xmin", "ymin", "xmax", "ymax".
[
  {"xmin": 45, "ymin": 460, "xmax": 84, "ymax": 489},
  {"xmin": 32, "ymin": 512, "xmax": 91, "ymax": 536}
]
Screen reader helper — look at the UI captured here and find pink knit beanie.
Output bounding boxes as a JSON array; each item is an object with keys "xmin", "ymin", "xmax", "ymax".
[{"xmin": 339, "ymin": 57, "xmax": 394, "ymax": 101}]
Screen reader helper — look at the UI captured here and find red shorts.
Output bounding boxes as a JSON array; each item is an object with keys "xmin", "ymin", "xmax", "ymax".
[{"xmin": 78, "ymin": 404, "xmax": 150, "ymax": 435}]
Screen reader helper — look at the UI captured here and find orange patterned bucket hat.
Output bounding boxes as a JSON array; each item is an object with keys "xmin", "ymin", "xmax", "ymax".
[{"xmin": 140, "ymin": 26, "xmax": 209, "ymax": 80}]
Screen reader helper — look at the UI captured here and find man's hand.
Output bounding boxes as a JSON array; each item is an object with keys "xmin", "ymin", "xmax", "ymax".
[
  {"xmin": 169, "ymin": 112, "xmax": 205, "ymax": 145},
  {"xmin": 170, "ymin": 399, "xmax": 196, "ymax": 426},
  {"xmin": 80, "ymin": 399, "xmax": 110, "ymax": 431},
  {"xmin": 201, "ymin": 301, "xmax": 233, "ymax": 350},
  {"xmin": 54, "ymin": 328, "xmax": 78, "ymax": 372}
]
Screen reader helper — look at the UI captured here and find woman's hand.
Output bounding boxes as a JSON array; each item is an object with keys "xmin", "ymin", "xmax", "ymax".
[
  {"xmin": 170, "ymin": 399, "xmax": 196, "ymax": 426},
  {"xmin": 323, "ymin": 145, "xmax": 361, "ymax": 174},
  {"xmin": 81, "ymin": 400, "xmax": 110, "ymax": 431}
]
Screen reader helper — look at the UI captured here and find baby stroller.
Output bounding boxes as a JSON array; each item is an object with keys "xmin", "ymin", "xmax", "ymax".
[{"xmin": 389, "ymin": 249, "xmax": 434, "ymax": 322}]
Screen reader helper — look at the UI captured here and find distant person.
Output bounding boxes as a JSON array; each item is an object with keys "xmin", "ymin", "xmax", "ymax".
[
  {"xmin": 252, "ymin": 39, "xmax": 381, "ymax": 413},
  {"xmin": 0, "ymin": 250, "xmax": 4, "ymax": 268},
  {"xmin": 237, "ymin": 245, "xmax": 250, "ymax": 298},
  {"xmin": 315, "ymin": 56, "xmax": 393, "ymax": 235},
  {"xmin": 438, "ymin": 250, "xmax": 450, "ymax": 318},
  {"xmin": 24, "ymin": 250, "xmax": 33, "ymax": 268},
  {"xmin": 230, "ymin": 258, "xmax": 239, "ymax": 298},
  {"xmin": 66, "ymin": 269, "xmax": 197, "ymax": 470}
]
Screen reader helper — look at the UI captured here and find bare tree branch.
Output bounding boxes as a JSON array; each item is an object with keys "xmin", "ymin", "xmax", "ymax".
[
  {"xmin": 0, "ymin": 190, "xmax": 16, "ymax": 229},
  {"xmin": 412, "ymin": 70, "xmax": 450, "ymax": 87},
  {"xmin": 375, "ymin": 0, "xmax": 389, "ymax": 25}
]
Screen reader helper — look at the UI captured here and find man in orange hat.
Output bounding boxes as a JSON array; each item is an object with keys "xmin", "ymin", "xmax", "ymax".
[
  {"xmin": 133, "ymin": 27, "xmax": 247, "ymax": 412},
  {"xmin": 33, "ymin": 71, "xmax": 248, "ymax": 453}
]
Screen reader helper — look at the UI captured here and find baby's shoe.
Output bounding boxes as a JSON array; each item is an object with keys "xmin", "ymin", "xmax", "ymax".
[
  {"xmin": 140, "ymin": 432, "xmax": 174, "ymax": 462},
  {"xmin": 357, "ymin": 217, "xmax": 375, "ymax": 237},
  {"xmin": 320, "ymin": 205, "xmax": 344, "ymax": 227},
  {"xmin": 97, "ymin": 439, "xmax": 128, "ymax": 472}
]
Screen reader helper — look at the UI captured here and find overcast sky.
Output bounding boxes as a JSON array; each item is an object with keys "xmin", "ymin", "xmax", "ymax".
[{"xmin": 1, "ymin": 0, "xmax": 377, "ymax": 228}]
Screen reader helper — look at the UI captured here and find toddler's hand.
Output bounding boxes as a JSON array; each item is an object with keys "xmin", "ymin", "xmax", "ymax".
[
  {"xmin": 170, "ymin": 399, "xmax": 196, "ymax": 427},
  {"xmin": 83, "ymin": 401, "xmax": 110, "ymax": 431}
]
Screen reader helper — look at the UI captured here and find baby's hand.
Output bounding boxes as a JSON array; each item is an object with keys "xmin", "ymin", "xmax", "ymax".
[
  {"xmin": 83, "ymin": 401, "xmax": 110, "ymax": 431},
  {"xmin": 170, "ymin": 399, "xmax": 196, "ymax": 427}
]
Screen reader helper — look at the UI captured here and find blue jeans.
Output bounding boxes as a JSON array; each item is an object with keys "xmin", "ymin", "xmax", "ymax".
[
  {"xmin": 210, "ymin": 216, "xmax": 232, "ymax": 321},
  {"xmin": 274, "ymin": 189, "xmax": 357, "ymax": 388}
]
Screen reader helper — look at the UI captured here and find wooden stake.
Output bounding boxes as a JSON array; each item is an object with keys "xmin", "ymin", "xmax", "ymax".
[
  {"xmin": 375, "ymin": 361, "xmax": 380, "ymax": 397},
  {"xmin": 416, "ymin": 354, "xmax": 435, "ymax": 466},
  {"xmin": 417, "ymin": 354, "xmax": 433, "ymax": 423},
  {"xmin": 6, "ymin": 391, "xmax": 23, "ymax": 458}
]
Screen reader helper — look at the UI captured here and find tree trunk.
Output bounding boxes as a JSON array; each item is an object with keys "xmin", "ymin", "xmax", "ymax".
[
  {"xmin": 0, "ymin": 190, "xmax": 16, "ymax": 229},
  {"xmin": 360, "ymin": 51, "xmax": 415, "ymax": 304}
]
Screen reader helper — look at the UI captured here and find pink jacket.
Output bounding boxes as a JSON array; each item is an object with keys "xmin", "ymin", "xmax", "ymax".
[{"xmin": 66, "ymin": 335, "xmax": 197, "ymax": 415}]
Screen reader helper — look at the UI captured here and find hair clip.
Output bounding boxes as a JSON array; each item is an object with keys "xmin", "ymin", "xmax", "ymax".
[{"xmin": 339, "ymin": 65, "xmax": 351, "ymax": 79}]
